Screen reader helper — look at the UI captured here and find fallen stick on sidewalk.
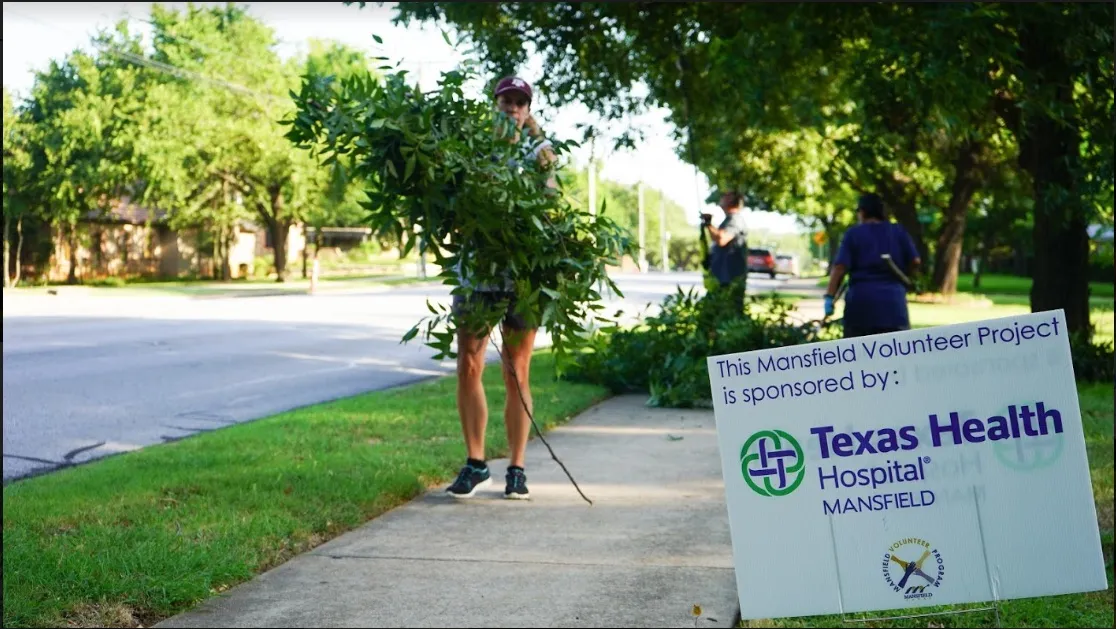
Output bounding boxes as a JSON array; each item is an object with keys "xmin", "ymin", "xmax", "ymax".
[{"xmin": 491, "ymin": 337, "xmax": 594, "ymax": 506}]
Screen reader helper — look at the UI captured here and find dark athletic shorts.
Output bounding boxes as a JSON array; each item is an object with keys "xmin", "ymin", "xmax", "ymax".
[{"xmin": 452, "ymin": 291, "xmax": 530, "ymax": 334}]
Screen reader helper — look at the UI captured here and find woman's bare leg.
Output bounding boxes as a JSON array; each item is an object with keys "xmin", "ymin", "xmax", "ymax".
[
  {"xmin": 500, "ymin": 325, "xmax": 537, "ymax": 468},
  {"xmin": 456, "ymin": 327, "xmax": 491, "ymax": 461}
]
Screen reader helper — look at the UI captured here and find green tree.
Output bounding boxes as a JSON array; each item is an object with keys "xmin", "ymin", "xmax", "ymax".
[
  {"xmin": 992, "ymin": 3, "xmax": 1114, "ymax": 338},
  {"xmin": 394, "ymin": 2, "xmax": 1113, "ymax": 333},
  {"xmin": 296, "ymin": 39, "xmax": 384, "ymax": 273},
  {"xmin": 126, "ymin": 4, "xmax": 329, "ymax": 281},
  {"xmin": 111, "ymin": 5, "xmax": 259, "ymax": 280},
  {"xmin": 22, "ymin": 30, "xmax": 149, "ymax": 284},
  {"xmin": 3, "ymin": 88, "xmax": 35, "ymax": 287},
  {"xmin": 557, "ymin": 166, "xmax": 691, "ymax": 270},
  {"xmin": 964, "ymin": 167, "xmax": 1033, "ymax": 288}
]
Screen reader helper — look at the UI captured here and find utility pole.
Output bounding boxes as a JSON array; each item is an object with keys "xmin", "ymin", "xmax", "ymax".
[
  {"xmin": 638, "ymin": 181, "xmax": 647, "ymax": 272},
  {"xmin": 416, "ymin": 62, "xmax": 428, "ymax": 279},
  {"xmin": 415, "ymin": 225, "xmax": 427, "ymax": 279},
  {"xmin": 659, "ymin": 192, "xmax": 669, "ymax": 272}
]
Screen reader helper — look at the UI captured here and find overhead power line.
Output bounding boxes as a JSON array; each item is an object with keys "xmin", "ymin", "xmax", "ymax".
[{"xmin": 6, "ymin": 7, "xmax": 285, "ymax": 107}]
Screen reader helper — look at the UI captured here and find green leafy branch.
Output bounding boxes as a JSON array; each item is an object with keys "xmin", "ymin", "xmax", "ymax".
[{"xmin": 283, "ymin": 47, "xmax": 636, "ymax": 371}]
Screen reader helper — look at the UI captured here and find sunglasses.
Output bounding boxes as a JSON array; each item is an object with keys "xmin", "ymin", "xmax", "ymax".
[{"xmin": 500, "ymin": 95, "xmax": 530, "ymax": 108}]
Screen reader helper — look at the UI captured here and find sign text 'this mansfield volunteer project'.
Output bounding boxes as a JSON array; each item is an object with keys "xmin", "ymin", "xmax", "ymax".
[{"xmin": 707, "ymin": 311, "xmax": 1107, "ymax": 620}]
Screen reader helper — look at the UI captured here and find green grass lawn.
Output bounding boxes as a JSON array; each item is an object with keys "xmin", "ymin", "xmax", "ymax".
[
  {"xmin": 814, "ymin": 271, "xmax": 1114, "ymax": 344},
  {"xmin": 1, "ymin": 351, "xmax": 609, "ymax": 629},
  {"xmin": 764, "ymin": 292, "xmax": 808, "ymax": 303},
  {"xmin": 816, "ymin": 272, "xmax": 1114, "ymax": 301},
  {"xmin": 740, "ymin": 383, "xmax": 1114, "ymax": 628},
  {"xmin": 5, "ymin": 274, "xmax": 436, "ymax": 299},
  {"xmin": 954, "ymin": 273, "xmax": 1114, "ymax": 299},
  {"xmin": 906, "ymin": 300, "xmax": 1114, "ymax": 345}
]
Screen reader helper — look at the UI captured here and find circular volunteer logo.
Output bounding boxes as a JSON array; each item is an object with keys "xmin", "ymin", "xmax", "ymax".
[
  {"xmin": 740, "ymin": 430, "xmax": 805, "ymax": 497},
  {"xmin": 882, "ymin": 538, "xmax": 945, "ymax": 599}
]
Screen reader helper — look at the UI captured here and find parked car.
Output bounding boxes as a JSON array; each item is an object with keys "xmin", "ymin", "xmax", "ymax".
[
  {"xmin": 775, "ymin": 254, "xmax": 800, "ymax": 277},
  {"xmin": 747, "ymin": 248, "xmax": 777, "ymax": 278}
]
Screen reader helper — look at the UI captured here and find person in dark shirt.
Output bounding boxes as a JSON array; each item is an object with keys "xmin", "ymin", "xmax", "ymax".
[
  {"xmin": 702, "ymin": 191, "xmax": 749, "ymax": 287},
  {"xmin": 824, "ymin": 194, "xmax": 921, "ymax": 338}
]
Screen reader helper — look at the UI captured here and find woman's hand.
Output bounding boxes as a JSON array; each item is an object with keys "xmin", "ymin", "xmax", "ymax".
[
  {"xmin": 524, "ymin": 114, "xmax": 543, "ymax": 137},
  {"xmin": 825, "ymin": 262, "xmax": 847, "ymax": 305}
]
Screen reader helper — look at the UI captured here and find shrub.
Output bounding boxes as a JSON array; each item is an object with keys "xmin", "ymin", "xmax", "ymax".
[
  {"xmin": 252, "ymin": 256, "xmax": 272, "ymax": 279},
  {"xmin": 572, "ymin": 284, "xmax": 1114, "ymax": 409},
  {"xmin": 85, "ymin": 276, "xmax": 126, "ymax": 287},
  {"xmin": 570, "ymin": 284, "xmax": 840, "ymax": 408},
  {"xmin": 1070, "ymin": 332, "xmax": 1115, "ymax": 383}
]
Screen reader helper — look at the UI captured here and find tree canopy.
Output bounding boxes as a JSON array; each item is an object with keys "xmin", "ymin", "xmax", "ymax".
[
  {"xmin": 391, "ymin": 1, "xmax": 1114, "ymax": 337},
  {"xmin": 4, "ymin": 4, "xmax": 383, "ymax": 284}
]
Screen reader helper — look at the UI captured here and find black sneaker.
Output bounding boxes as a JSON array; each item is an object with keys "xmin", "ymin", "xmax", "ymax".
[
  {"xmin": 504, "ymin": 467, "xmax": 530, "ymax": 500},
  {"xmin": 446, "ymin": 464, "xmax": 491, "ymax": 498}
]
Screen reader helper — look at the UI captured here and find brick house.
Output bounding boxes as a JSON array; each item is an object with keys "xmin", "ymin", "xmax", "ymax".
[{"xmin": 36, "ymin": 197, "xmax": 305, "ymax": 283}]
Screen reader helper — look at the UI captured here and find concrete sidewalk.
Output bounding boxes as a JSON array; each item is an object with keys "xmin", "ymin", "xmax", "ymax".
[{"xmin": 156, "ymin": 395, "xmax": 740, "ymax": 628}]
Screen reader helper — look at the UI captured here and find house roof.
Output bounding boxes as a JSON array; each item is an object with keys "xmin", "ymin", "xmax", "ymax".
[{"xmin": 84, "ymin": 196, "xmax": 168, "ymax": 225}]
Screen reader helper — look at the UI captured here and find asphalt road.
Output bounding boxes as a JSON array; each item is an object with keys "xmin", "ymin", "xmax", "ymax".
[{"xmin": 2, "ymin": 272, "xmax": 816, "ymax": 482}]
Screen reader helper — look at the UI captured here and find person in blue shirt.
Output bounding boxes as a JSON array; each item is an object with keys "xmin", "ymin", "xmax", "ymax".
[{"xmin": 824, "ymin": 194, "xmax": 921, "ymax": 338}]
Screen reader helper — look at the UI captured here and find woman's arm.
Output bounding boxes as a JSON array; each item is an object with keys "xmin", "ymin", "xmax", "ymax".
[
  {"xmin": 525, "ymin": 115, "xmax": 558, "ymax": 190},
  {"xmin": 899, "ymin": 226, "xmax": 922, "ymax": 289},
  {"xmin": 826, "ymin": 263, "xmax": 847, "ymax": 297},
  {"xmin": 828, "ymin": 229, "xmax": 854, "ymax": 297},
  {"xmin": 704, "ymin": 221, "xmax": 737, "ymax": 247},
  {"xmin": 539, "ymin": 146, "xmax": 558, "ymax": 190}
]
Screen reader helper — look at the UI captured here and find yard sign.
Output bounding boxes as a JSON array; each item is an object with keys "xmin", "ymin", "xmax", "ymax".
[{"xmin": 707, "ymin": 310, "xmax": 1108, "ymax": 619}]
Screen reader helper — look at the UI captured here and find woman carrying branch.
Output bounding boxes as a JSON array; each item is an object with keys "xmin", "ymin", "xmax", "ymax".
[{"xmin": 446, "ymin": 76, "xmax": 557, "ymax": 500}]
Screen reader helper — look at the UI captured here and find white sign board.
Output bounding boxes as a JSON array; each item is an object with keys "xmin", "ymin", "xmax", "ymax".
[{"xmin": 708, "ymin": 310, "xmax": 1107, "ymax": 620}]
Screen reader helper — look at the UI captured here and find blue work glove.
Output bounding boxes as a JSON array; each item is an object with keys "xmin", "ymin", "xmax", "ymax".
[{"xmin": 823, "ymin": 294, "xmax": 835, "ymax": 318}]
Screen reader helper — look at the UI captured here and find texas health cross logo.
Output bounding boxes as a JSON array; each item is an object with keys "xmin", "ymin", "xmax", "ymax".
[{"xmin": 740, "ymin": 430, "xmax": 805, "ymax": 497}]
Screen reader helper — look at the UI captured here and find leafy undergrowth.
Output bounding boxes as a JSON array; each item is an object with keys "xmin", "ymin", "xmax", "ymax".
[{"xmin": 570, "ymin": 284, "xmax": 840, "ymax": 408}]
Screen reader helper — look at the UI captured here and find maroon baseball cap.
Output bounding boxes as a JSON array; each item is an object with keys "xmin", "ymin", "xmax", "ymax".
[{"xmin": 494, "ymin": 76, "xmax": 533, "ymax": 102}]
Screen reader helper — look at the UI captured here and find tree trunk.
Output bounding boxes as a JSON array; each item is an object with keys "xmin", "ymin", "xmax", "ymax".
[
  {"xmin": 931, "ymin": 141, "xmax": 983, "ymax": 295},
  {"xmin": 1012, "ymin": 237, "xmax": 1028, "ymax": 276},
  {"xmin": 67, "ymin": 223, "xmax": 79, "ymax": 285},
  {"xmin": 211, "ymin": 238, "xmax": 220, "ymax": 280},
  {"xmin": 272, "ymin": 220, "xmax": 289, "ymax": 282},
  {"xmin": 3, "ymin": 212, "xmax": 10, "ymax": 288},
  {"xmin": 301, "ymin": 228, "xmax": 309, "ymax": 279},
  {"xmin": 825, "ymin": 225, "xmax": 842, "ymax": 268},
  {"xmin": 14, "ymin": 217, "xmax": 24, "ymax": 286},
  {"xmin": 221, "ymin": 224, "xmax": 232, "ymax": 281},
  {"xmin": 267, "ymin": 185, "xmax": 289, "ymax": 283},
  {"xmin": 1023, "ymin": 117, "xmax": 1090, "ymax": 335},
  {"xmin": 1015, "ymin": 23, "xmax": 1092, "ymax": 338},
  {"xmin": 218, "ymin": 182, "xmax": 231, "ymax": 281},
  {"xmin": 973, "ymin": 231, "xmax": 991, "ymax": 291},
  {"xmin": 212, "ymin": 226, "xmax": 223, "ymax": 280}
]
